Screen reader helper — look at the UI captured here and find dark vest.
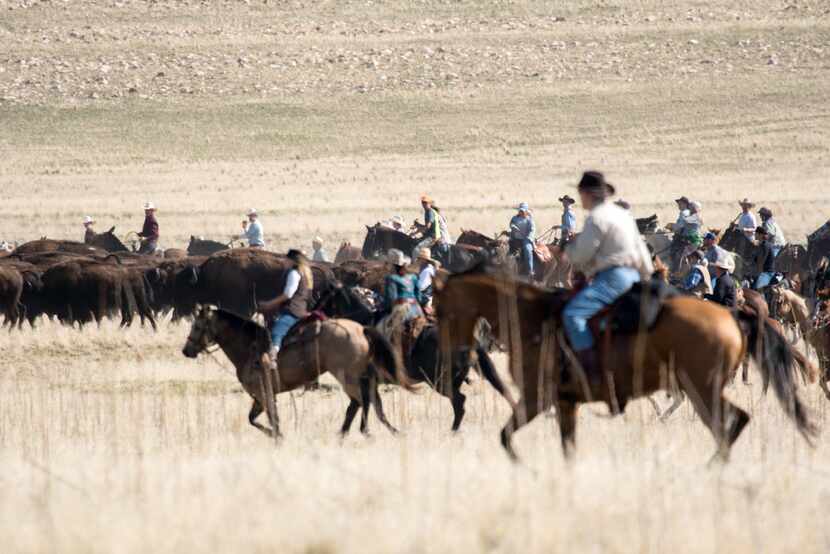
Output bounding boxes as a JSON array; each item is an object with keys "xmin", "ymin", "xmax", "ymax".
[{"xmin": 285, "ymin": 268, "xmax": 311, "ymax": 319}]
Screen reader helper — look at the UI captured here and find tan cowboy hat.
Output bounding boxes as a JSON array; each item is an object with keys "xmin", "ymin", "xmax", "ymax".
[
  {"xmin": 246, "ymin": 208, "xmax": 258, "ymax": 216},
  {"xmin": 83, "ymin": 216, "xmax": 95, "ymax": 224},
  {"xmin": 312, "ymin": 236, "xmax": 323, "ymax": 246},
  {"xmin": 738, "ymin": 198, "xmax": 754, "ymax": 208},
  {"xmin": 143, "ymin": 201, "xmax": 156, "ymax": 211},
  {"xmin": 416, "ymin": 247, "xmax": 441, "ymax": 267},
  {"xmin": 420, "ymin": 194, "xmax": 433, "ymax": 204},
  {"xmin": 387, "ymin": 248, "xmax": 411, "ymax": 267}
]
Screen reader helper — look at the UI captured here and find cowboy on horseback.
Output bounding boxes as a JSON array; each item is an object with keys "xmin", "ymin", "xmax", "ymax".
[
  {"xmin": 258, "ymin": 249, "xmax": 313, "ymax": 365},
  {"xmin": 558, "ymin": 195, "xmax": 577, "ymax": 243},
  {"xmin": 238, "ymin": 208, "xmax": 265, "ymax": 248},
  {"xmin": 555, "ymin": 171, "xmax": 653, "ymax": 385},
  {"xmin": 83, "ymin": 216, "xmax": 96, "ymax": 244},
  {"xmin": 509, "ymin": 202, "xmax": 536, "ymax": 278},
  {"xmin": 137, "ymin": 202, "xmax": 159, "ymax": 254}
]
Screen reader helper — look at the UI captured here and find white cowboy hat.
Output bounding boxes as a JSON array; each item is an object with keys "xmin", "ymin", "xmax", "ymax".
[
  {"xmin": 83, "ymin": 216, "xmax": 95, "ymax": 224},
  {"xmin": 517, "ymin": 202, "xmax": 530, "ymax": 212},
  {"xmin": 387, "ymin": 248, "xmax": 411, "ymax": 267},
  {"xmin": 312, "ymin": 236, "xmax": 323, "ymax": 245},
  {"xmin": 416, "ymin": 247, "xmax": 441, "ymax": 267},
  {"xmin": 143, "ymin": 201, "xmax": 156, "ymax": 210},
  {"xmin": 738, "ymin": 198, "xmax": 754, "ymax": 208},
  {"xmin": 712, "ymin": 251, "xmax": 734, "ymax": 271},
  {"xmin": 391, "ymin": 215, "xmax": 404, "ymax": 226},
  {"xmin": 246, "ymin": 208, "xmax": 258, "ymax": 216}
]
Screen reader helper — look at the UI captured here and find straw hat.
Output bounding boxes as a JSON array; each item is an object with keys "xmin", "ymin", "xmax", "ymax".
[
  {"xmin": 387, "ymin": 249, "xmax": 411, "ymax": 267},
  {"xmin": 83, "ymin": 216, "xmax": 95, "ymax": 225},
  {"xmin": 416, "ymin": 247, "xmax": 441, "ymax": 267},
  {"xmin": 420, "ymin": 194, "xmax": 433, "ymax": 204},
  {"xmin": 738, "ymin": 198, "xmax": 754, "ymax": 208}
]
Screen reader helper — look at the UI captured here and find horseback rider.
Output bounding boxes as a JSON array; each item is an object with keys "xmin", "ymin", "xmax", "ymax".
[
  {"xmin": 238, "ymin": 208, "xmax": 265, "ymax": 248},
  {"xmin": 415, "ymin": 247, "xmax": 441, "ymax": 311},
  {"xmin": 672, "ymin": 196, "xmax": 691, "ymax": 233},
  {"xmin": 753, "ymin": 226, "xmax": 777, "ymax": 290},
  {"xmin": 555, "ymin": 171, "xmax": 653, "ymax": 385},
  {"xmin": 433, "ymin": 205, "xmax": 452, "ymax": 258},
  {"xmin": 682, "ymin": 250, "xmax": 713, "ymax": 297},
  {"xmin": 703, "ymin": 231, "xmax": 731, "ymax": 277},
  {"xmin": 681, "ymin": 201, "xmax": 704, "ymax": 254},
  {"xmin": 259, "ymin": 249, "xmax": 313, "ymax": 364},
  {"xmin": 137, "ymin": 202, "xmax": 159, "ymax": 254},
  {"xmin": 383, "ymin": 249, "xmax": 425, "ymax": 320},
  {"xmin": 414, "ymin": 195, "xmax": 443, "ymax": 260},
  {"xmin": 758, "ymin": 207, "xmax": 786, "ymax": 257},
  {"xmin": 83, "ymin": 216, "xmax": 96, "ymax": 244},
  {"xmin": 705, "ymin": 251, "xmax": 737, "ymax": 308},
  {"xmin": 509, "ymin": 202, "xmax": 536, "ymax": 278},
  {"xmin": 737, "ymin": 198, "xmax": 757, "ymax": 240},
  {"xmin": 312, "ymin": 236, "xmax": 329, "ymax": 262},
  {"xmin": 558, "ymin": 195, "xmax": 577, "ymax": 242}
]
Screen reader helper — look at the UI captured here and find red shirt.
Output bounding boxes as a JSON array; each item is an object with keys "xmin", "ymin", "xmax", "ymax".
[{"xmin": 139, "ymin": 215, "xmax": 159, "ymax": 241}]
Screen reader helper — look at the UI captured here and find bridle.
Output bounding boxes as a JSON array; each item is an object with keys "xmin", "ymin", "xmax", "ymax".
[{"xmin": 185, "ymin": 310, "xmax": 219, "ymax": 355}]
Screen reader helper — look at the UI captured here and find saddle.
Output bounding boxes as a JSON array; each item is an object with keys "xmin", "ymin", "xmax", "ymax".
[
  {"xmin": 281, "ymin": 310, "xmax": 328, "ymax": 349},
  {"xmin": 587, "ymin": 279, "xmax": 678, "ymax": 339},
  {"xmin": 400, "ymin": 316, "xmax": 428, "ymax": 358}
]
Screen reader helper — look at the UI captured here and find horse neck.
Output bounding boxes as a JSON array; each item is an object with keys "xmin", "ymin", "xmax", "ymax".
[
  {"xmin": 213, "ymin": 318, "xmax": 260, "ymax": 369},
  {"xmin": 783, "ymin": 292, "xmax": 812, "ymax": 333}
]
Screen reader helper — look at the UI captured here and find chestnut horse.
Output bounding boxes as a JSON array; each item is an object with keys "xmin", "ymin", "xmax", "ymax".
[{"xmin": 434, "ymin": 267, "xmax": 817, "ymax": 462}]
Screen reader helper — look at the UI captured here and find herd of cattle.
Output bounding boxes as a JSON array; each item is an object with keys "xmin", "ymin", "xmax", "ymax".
[{"xmin": 1, "ymin": 215, "xmax": 829, "ymax": 333}]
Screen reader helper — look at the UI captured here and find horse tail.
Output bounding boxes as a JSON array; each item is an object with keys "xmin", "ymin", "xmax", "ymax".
[
  {"xmin": 738, "ymin": 310, "xmax": 819, "ymax": 444},
  {"xmin": 363, "ymin": 326, "xmax": 416, "ymax": 392}
]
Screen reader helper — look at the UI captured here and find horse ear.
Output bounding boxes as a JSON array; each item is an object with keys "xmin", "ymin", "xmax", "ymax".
[
  {"xmin": 108, "ymin": 226, "xmax": 115, "ymax": 234},
  {"xmin": 366, "ymin": 225, "xmax": 371, "ymax": 231}
]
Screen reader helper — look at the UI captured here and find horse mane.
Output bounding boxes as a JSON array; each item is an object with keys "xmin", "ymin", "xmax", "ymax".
[{"xmin": 214, "ymin": 308, "xmax": 271, "ymax": 349}]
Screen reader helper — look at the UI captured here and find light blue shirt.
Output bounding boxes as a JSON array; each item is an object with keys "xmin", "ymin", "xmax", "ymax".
[
  {"xmin": 243, "ymin": 220, "xmax": 264, "ymax": 247},
  {"xmin": 561, "ymin": 208, "xmax": 577, "ymax": 234},
  {"xmin": 509, "ymin": 214, "xmax": 536, "ymax": 241}
]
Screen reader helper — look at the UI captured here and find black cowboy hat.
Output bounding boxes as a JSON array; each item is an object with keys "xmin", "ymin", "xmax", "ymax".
[
  {"xmin": 576, "ymin": 171, "xmax": 615, "ymax": 196},
  {"xmin": 287, "ymin": 249, "xmax": 308, "ymax": 263},
  {"xmin": 614, "ymin": 199, "xmax": 631, "ymax": 210},
  {"xmin": 558, "ymin": 195, "xmax": 575, "ymax": 205},
  {"xmin": 674, "ymin": 196, "xmax": 690, "ymax": 204},
  {"xmin": 758, "ymin": 207, "xmax": 773, "ymax": 218}
]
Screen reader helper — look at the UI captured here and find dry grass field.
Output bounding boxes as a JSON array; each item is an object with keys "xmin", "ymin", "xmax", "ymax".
[{"xmin": 2, "ymin": 1, "xmax": 830, "ymax": 552}]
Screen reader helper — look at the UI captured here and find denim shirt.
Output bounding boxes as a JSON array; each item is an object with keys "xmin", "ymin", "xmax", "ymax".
[
  {"xmin": 509, "ymin": 214, "xmax": 536, "ymax": 241},
  {"xmin": 561, "ymin": 209, "xmax": 577, "ymax": 234},
  {"xmin": 385, "ymin": 273, "xmax": 423, "ymax": 307}
]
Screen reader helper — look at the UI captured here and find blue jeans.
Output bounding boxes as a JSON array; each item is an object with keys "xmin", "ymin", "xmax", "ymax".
[
  {"xmin": 563, "ymin": 267, "xmax": 641, "ymax": 351},
  {"xmin": 270, "ymin": 312, "xmax": 299, "ymax": 351},
  {"xmin": 755, "ymin": 272, "xmax": 775, "ymax": 290},
  {"xmin": 521, "ymin": 240, "xmax": 534, "ymax": 277}
]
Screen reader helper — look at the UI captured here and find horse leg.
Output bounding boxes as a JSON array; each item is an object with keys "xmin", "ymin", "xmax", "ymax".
[
  {"xmin": 659, "ymin": 392, "xmax": 686, "ymax": 422},
  {"xmin": 340, "ymin": 398, "xmax": 361, "ymax": 437},
  {"xmin": 450, "ymin": 373, "xmax": 467, "ymax": 432},
  {"xmin": 358, "ymin": 373, "xmax": 372, "ymax": 436},
  {"xmin": 684, "ymin": 377, "xmax": 749, "ymax": 463},
  {"xmin": 500, "ymin": 385, "xmax": 547, "ymax": 463},
  {"xmin": 247, "ymin": 398, "xmax": 274, "ymax": 437},
  {"xmin": 369, "ymin": 377, "xmax": 398, "ymax": 435},
  {"xmin": 556, "ymin": 401, "xmax": 578, "ymax": 458},
  {"xmin": 647, "ymin": 395, "xmax": 664, "ymax": 417}
]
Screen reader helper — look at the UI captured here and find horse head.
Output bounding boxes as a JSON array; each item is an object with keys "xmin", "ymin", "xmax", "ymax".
[{"xmin": 182, "ymin": 305, "xmax": 218, "ymax": 358}]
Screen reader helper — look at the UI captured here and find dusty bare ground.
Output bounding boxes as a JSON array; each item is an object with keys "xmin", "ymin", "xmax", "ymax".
[{"xmin": 1, "ymin": 1, "xmax": 830, "ymax": 552}]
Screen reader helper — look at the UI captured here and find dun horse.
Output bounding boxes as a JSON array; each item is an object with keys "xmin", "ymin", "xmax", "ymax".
[
  {"xmin": 435, "ymin": 266, "xmax": 818, "ymax": 462},
  {"xmin": 182, "ymin": 306, "xmax": 412, "ymax": 438}
]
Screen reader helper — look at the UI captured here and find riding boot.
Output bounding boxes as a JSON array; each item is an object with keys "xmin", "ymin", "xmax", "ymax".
[{"xmin": 576, "ymin": 349, "xmax": 602, "ymax": 389}]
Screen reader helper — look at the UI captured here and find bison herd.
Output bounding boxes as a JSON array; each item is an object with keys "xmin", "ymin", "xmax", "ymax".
[{"xmin": 0, "ymin": 239, "xmax": 388, "ymax": 330}]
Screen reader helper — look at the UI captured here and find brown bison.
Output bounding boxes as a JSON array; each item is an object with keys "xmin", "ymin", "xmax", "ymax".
[
  {"xmin": 13, "ymin": 239, "xmax": 106, "ymax": 257},
  {"xmin": 183, "ymin": 248, "xmax": 335, "ymax": 317},
  {"xmin": 0, "ymin": 267, "xmax": 24, "ymax": 327}
]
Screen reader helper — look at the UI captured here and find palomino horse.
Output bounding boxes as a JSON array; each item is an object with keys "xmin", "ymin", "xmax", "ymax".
[
  {"xmin": 434, "ymin": 266, "xmax": 817, "ymax": 462},
  {"xmin": 182, "ymin": 306, "xmax": 412, "ymax": 438}
]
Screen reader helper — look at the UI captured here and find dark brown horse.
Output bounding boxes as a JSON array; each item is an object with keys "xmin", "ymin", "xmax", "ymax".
[
  {"xmin": 182, "ymin": 306, "xmax": 412, "ymax": 438},
  {"xmin": 434, "ymin": 266, "xmax": 817, "ymax": 462}
]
